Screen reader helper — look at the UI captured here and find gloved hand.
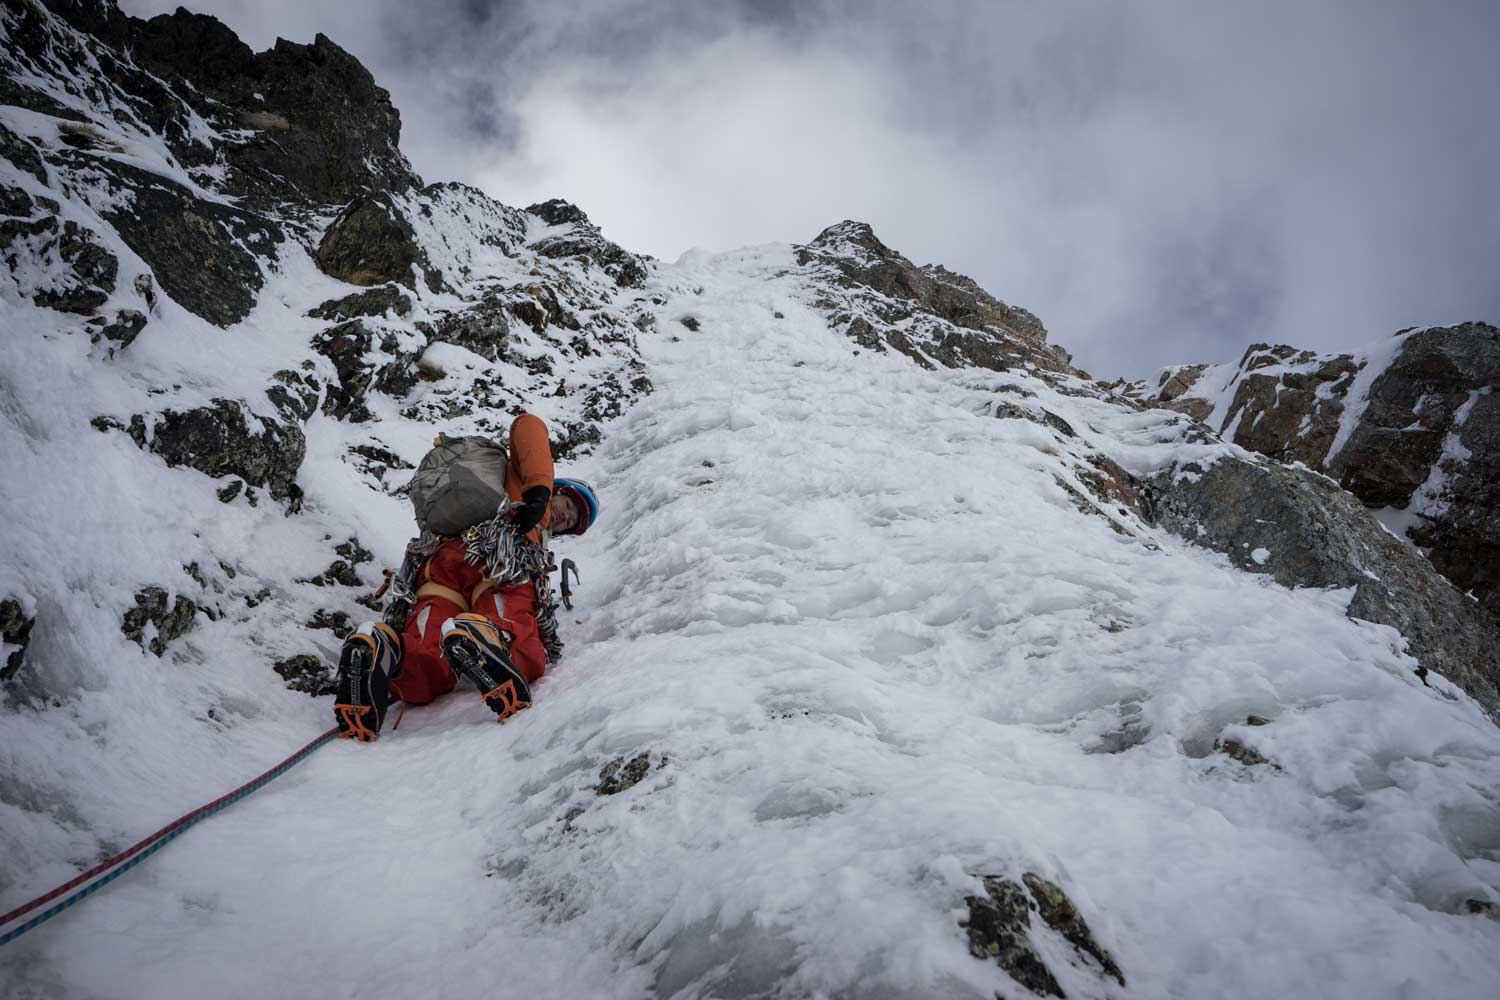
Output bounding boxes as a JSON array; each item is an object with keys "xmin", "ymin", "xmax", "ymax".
[{"xmin": 509, "ymin": 485, "xmax": 552, "ymax": 536}]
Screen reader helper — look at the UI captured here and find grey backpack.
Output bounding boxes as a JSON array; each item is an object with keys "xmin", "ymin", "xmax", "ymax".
[{"xmin": 408, "ymin": 434, "xmax": 512, "ymax": 536}]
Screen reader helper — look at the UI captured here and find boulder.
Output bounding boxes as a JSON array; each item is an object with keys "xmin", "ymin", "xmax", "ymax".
[
  {"xmin": 1145, "ymin": 455, "xmax": 1500, "ymax": 716},
  {"xmin": 273, "ymin": 654, "xmax": 335, "ymax": 695},
  {"xmin": 121, "ymin": 585, "xmax": 197, "ymax": 656},
  {"xmin": 130, "ymin": 397, "xmax": 306, "ymax": 502},
  {"xmin": 307, "ymin": 285, "xmax": 412, "ymax": 321},
  {"xmin": 315, "ymin": 193, "xmax": 436, "ymax": 291},
  {"xmin": 962, "ymin": 873, "xmax": 1124, "ymax": 997},
  {"xmin": 1135, "ymin": 324, "xmax": 1500, "ymax": 619}
]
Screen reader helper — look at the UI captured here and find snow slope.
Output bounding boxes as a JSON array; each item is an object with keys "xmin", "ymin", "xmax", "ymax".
[{"xmin": 5, "ymin": 243, "xmax": 1500, "ymax": 1000}]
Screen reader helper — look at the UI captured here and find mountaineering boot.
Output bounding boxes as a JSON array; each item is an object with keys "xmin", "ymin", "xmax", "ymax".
[
  {"xmin": 440, "ymin": 613, "xmax": 532, "ymax": 723},
  {"xmin": 333, "ymin": 622, "xmax": 402, "ymax": 742}
]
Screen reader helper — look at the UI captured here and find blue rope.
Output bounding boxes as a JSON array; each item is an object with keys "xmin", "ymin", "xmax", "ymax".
[{"xmin": 0, "ymin": 729, "xmax": 338, "ymax": 947}]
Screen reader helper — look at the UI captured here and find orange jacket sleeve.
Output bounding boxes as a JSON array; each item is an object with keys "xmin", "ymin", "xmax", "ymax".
[{"xmin": 507, "ymin": 413, "xmax": 555, "ymax": 496}]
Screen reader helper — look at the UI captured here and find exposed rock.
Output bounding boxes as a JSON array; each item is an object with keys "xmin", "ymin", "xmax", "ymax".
[
  {"xmin": 83, "ymin": 156, "xmax": 278, "ymax": 327},
  {"xmin": 273, "ymin": 654, "xmax": 335, "ymax": 695},
  {"xmin": 963, "ymin": 876, "xmax": 1061, "ymax": 997},
  {"xmin": 1, "ymin": 216, "xmax": 117, "ymax": 315},
  {"xmin": 1, "ymin": 596, "xmax": 36, "ymax": 682},
  {"xmin": 1146, "ymin": 455, "xmax": 1500, "ymax": 716},
  {"xmin": 1021, "ymin": 873, "xmax": 1126, "ymax": 988},
  {"xmin": 311, "ymin": 319, "xmax": 420, "ymax": 420},
  {"xmin": 1219, "ymin": 739, "xmax": 1271, "ymax": 767},
  {"xmin": 315, "ymin": 193, "xmax": 434, "ymax": 290},
  {"xmin": 66, "ymin": 7, "xmax": 417, "ymax": 205},
  {"xmin": 267, "ymin": 369, "xmax": 322, "ymax": 423},
  {"xmin": 304, "ymin": 538, "xmax": 372, "ymax": 589},
  {"xmin": 308, "ymin": 285, "xmax": 412, "ymax": 321},
  {"xmin": 525, "ymin": 198, "xmax": 590, "ymax": 227},
  {"xmin": 131, "ymin": 398, "xmax": 306, "ymax": 502},
  {"xmin": 595, "ymin": 753, "xmax": 653, "ymax": 795},
  {"xmin": 0, "ymin": 182, "xmax": 33, "ymax": 219},
  {"xmin": 0, "ymin": 122, "xmax": 47, "ymax": 184},
  {"xmin": 678, "ymin": 316, "xmax": 701, "ymax": 332},
  {"xmin": 432, "ymin": 290, "xmax": 511, "ymax": 361},
  {"xmin": 1132, "ymin": 324, "xmax": 1500, "ymax": 620},
  {"xmin": 305, "ymin": 609, "xmax": 353, "ymax": 638},
  {"xmin": 94, "ymin": 309, "xmax": 146, "ymax": 351},
  {"xmin": 796, "ymin": 221, "xmax": 1079, "ymax": 378},
  {"xmin": 963, "ymin": 873, "xmax": 1123, "ymax": 997},
  {"xmin": 121, "ymin": 585, "xmax": 197, "ymax": 656},
  {"xmin": 529, "ymin": 210, "xmax": 650, "ymax": 289}
]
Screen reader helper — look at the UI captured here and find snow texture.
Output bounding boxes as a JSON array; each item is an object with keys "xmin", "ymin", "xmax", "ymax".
[{"xmin": 4, "ymin": 236, "xmax": 1500, "ymax": 999}]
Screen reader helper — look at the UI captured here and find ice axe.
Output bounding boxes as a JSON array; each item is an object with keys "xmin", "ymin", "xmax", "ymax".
[{"xmin": 559, "ymin": 558, "xmax": 579, "ymax": 610}]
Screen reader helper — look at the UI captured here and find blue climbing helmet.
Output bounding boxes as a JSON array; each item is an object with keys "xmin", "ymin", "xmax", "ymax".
[{"xmin": 552, "ymin": 477, "xmax": 599, "ymax": 536}]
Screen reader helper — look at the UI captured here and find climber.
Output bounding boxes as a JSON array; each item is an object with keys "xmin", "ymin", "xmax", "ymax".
[{"xmin": 332, "ymin": 413, "xmax": 599, "ymax": 742}]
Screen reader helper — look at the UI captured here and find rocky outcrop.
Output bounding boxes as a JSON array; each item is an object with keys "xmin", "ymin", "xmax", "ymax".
[
  {"xmin": 962, "ymin": 873, "xmax": 1124, "ymax": 997},
  {"xmin": 273, "ymin": 653, "xmax": 335, "ymax": 695},
  {"xmin": 1144, "ymin": 454, "xmax": 1500, "ymax": 716},
  {"xmin": 308, "ymin": 285, "xmax": 412, "ymax": 322},
  {"xmin": 127, "ymin": 398, "xmax": 307, "ymax": 503},
  {"xmin": 796, "ymin": 221, "xmax": 1079, "ymax": 377},
  {"xmin": 526, "ymin": 199, "xmax": 650, "ymax": 289},
  {"xmin": 315, "ymin": 193, "xmax": 438, "ymax": 291},
  {"xmin": 311, "ymin": 320, "xmax": 422, "ymax": 422},
  {"xmin": 120, "ymin": 585, "xmax": 197, "ymax": 656},
  {"xmin": 1, "ymin": 597, "xmax": 35, "ymax": 682},
  {"xmin": 1129, "ymin": 324, "xmax": 1500, "ymax": 619},
  {"xmin": 34, "ymin": 1, "xmax": 417, "ymax": 206},
  {"xmin": 1, "ymin": 214, "xmax": 117, "ymax": 315},
  {"xmin": 90, "ymin": 157, "xmax": 279, "ymax": 327}
]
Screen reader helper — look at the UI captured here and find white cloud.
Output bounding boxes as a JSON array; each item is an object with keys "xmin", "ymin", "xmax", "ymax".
[{"xmin": 116, "ymin": 0, "xmax": 1500, "ymax": 377}]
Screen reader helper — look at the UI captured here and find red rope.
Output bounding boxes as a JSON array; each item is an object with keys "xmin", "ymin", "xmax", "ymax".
[{"xmin": 0, "ymin": 726, "xmax": 339, "ymax": 927}]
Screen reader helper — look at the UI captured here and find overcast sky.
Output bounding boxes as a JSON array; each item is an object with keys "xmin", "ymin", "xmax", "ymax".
[{"xmin": 122, "ymin": 0, "xmax": 1500, "ymax": 379}]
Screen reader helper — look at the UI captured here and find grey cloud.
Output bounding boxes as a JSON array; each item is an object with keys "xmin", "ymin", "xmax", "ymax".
[{"xmin": 119, "ymin": 0, "xmax": 1500, "ymax": 378}]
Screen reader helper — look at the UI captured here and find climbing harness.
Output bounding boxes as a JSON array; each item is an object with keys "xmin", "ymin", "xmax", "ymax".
[{"xmin": 0, "ymin": 726, "xmax": 339, "ymax": 947}]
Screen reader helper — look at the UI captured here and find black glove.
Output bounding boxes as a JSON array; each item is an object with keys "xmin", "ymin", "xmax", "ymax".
[{"xmin": 510, "ymin": 485, "xmax": 552, "ymax": 536}]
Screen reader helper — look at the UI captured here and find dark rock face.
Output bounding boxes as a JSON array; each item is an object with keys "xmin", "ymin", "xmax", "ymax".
[
  {"xmin": 962, "ymin": 873, "xmax": 1124, "ymax": 997},
  {"xmin": 796, "ymin": 221, "xmax": 1078, "ymax": 377},
  {"xmin": 1217, "ymin": 345, "xmax": 1360, "ymax": 468},
  {"xmin": 525, "ymin": 198, "xmax": 590, "ymax": 227},
  {"xmin": 595, "ymin": 753, "xmax": 655, "ymax": 795},
  {"xmin": 0, "ymin": 122, "xmax": 47, "ymax": 184},
  {"xmin": 312, "ymin": 320, "xmax": 421, "ymax": 421},
  {"xmin": 528, "ymin": 208, "xmax": 650, "ymax": 289},
  {"xmin": 42, "ymin": 3, "xmax": 417, "ymax": 206},
  {"xmin": 121, "ymin": 585, "xmax": 197, "ymax": 656},
  {"xmin": 1134, "ymin": 324, "xmax": 1500, "ymax": 619},
  {"xmin": 1, "ymin": 215, "xmax": 118, "ymax": 315},
  {"xmin": 1146, "ymin": 455, "xmax": 1500, "ymax": 717},
  {"xmin": 315, "ymin": 193, "xmax": 434, "ymax": 290},
  {"xmin": 131, "ymin": 398, "xmax": 307, "ymax": 502},
  {"xmin": 273, "ymin": 653, "xmax": 335, "ymax": 695},
  {"xmin": 432, "ymin": 290, "xmax": 511, "ymax": 361},
  {"xmin": 308, "ymin": 285, "xmax": 412, "ymax": 321},
  {"xmin": 85, "ymin": 156, "xmax": 279, "ymax": 327},
  {"xmin": 1, "ymin": 597, "xmax": 36, "ymax": 682}
]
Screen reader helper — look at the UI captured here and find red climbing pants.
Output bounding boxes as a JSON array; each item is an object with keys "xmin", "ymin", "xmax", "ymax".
[{"xmin": 392, "ymin": 538, "xmax": 547, "ymax": 705}]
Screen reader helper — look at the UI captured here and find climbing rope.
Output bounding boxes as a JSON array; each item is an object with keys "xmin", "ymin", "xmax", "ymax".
[{"xmin": 0, "ymin": 726, "xmax": 339, "ymax": 947}]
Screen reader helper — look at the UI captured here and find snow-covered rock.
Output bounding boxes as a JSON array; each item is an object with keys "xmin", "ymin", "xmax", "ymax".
[{"xmin": 1126, "ymin": 323, "xmax": 1500, "ymax": 620}]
